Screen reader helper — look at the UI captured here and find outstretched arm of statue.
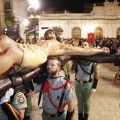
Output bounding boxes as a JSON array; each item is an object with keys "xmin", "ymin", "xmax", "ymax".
[
  {"xmin": 59, "ymin": 43, "xmax": 110, "ymax": 56},
  {"xmin": 46, "ymin": 40, "xmax": 110, "ymax": 56}
]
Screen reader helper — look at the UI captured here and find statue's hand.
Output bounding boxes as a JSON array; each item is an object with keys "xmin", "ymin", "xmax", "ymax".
[{"xmin": 102, "ymin": 47, "xmax": 110, "ymax": 54}]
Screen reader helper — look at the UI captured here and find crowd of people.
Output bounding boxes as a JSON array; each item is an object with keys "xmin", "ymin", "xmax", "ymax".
[
  {"xmin": 0, "ymin": 29, "xmax": 119, "ymax": 120},
  {"xmin": 63, "ymin": 37, "xmax": 120, "ymax": 53}
]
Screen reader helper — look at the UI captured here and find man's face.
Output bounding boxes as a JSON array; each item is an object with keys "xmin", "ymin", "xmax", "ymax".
[
  {"xmin": 81, "ymin": 42, "xmax": 89, "ymax": 48},
  {"xmin": 47, "ymin": 59, "xmax": 60, "ymax": 77}
]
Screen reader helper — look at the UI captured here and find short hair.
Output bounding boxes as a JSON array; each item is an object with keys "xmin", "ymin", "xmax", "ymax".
[
  {"xmin": 82, "ymin": 39, "xmax": 88, "ymax": 43},
  {"xmin": 47, "ymin": 57, "xmax": 62, "ymax": 67},
  {"xmin": 82, "ymin": 39, "xmax": 90, "ymax": 46}
]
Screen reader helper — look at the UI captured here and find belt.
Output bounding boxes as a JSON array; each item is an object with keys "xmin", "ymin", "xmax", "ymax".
[
  {"xmin": 43, "ymin": 110, "xmax": 64, "ymax": 118},
  {"xmin": 76, "ymin": 79, "xmax": 92, "ymax": 84}
]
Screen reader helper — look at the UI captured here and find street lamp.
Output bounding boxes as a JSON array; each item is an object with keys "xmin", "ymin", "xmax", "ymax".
[
  {"xmin": 16, "ymin": 20, "xmax": 20, "ymax": 38},
  {"xmin": 23, "ymin": 19, "xmax": 29, "ymax": 40},
  {"xmin": 28, "ymin": 14, "xmax": 40, "ymax": 42},
  {"xmin": 27, "ymin": 0, "xmax": 40, "ymax": 43}
]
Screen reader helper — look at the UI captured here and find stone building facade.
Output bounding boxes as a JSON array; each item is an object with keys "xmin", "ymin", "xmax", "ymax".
[{"xmin": 39, "ymin": 0, "xmax": 120, "ymax": 43}]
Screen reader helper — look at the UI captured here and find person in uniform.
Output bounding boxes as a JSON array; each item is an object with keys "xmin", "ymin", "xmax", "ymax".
[
  {"xmin": 63, "ymin": 60, "xmax": 73, "ymax": 79},
  {"xmin": 71, "ymin": 40, "xmax": 99, "ymax": 120},
  {"xmin": 14, "ymin": 66, "xmax": 33, "ymax": 120},
  {"xmin": 12, "ymin": 90, "xmax": 27, "ymax": 120},
  {"xmin": 23, "ymin": 95, "xmax": 32, "ymax": 120},
  {"xmin": 28, "ymin": 57, "xmax": 75, "ymax": 120},
  {"xmin": 0, "ymin": 88, "xmax": 27, "ymax": 120},
  {"xmin": 0, "ymin": 35, "xmax": 109, "ymax": 76}
]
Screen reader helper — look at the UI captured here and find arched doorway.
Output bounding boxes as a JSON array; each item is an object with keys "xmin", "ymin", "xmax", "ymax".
[
  {"xmin": 72, "ymin": 27, "xmax": 81, "ymax": 39},
  {"xmin": 116, "ymin": 27, "xmax": 120, "ymax": 39},
  {"xmin": 94, "ymin": 27, "xmax": 103, "ymax": 40}
]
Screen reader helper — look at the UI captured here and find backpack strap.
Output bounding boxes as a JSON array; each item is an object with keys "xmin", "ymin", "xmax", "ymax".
[
  {"xmin": 37, "ymin": 74, "xmax": 48, "ymax": 108},
  {"xmin": 57, "ymin": 77, "xmax": 69, "ymax": 114},
  {"xmin": 18, "ymin": 72, "xmax": 30, "ymax": 93},
  {"xmin": 7, "ymin": 75, "xmax": 17, "ymax": 89},
  {"xmin": 79, "ymin": 63, "xmax": 91, "ymax": 74},
  {"xmin": 38, "ymin": 81, "xmax": 46, "ymax": 108},
  {"xmin": 78, "ymin": 62, "xmax": 94, "ymax": 80}
]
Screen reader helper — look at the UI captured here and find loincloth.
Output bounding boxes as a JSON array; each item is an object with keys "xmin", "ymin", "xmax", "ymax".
[{"xmin": 18, "ymin": 44, "xmax": 47, "ymax": 69}]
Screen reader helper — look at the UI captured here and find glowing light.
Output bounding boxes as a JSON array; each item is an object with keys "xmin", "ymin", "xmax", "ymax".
[
  {"xmin": 28, "ymin": 0, "xmax": 40, "ymax": 10},
  {"xmin": 23, "ymin": 19, "xmax": 30, "ymax": 26}
]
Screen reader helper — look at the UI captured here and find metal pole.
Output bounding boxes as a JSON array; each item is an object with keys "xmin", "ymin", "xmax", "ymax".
[
  {"xmin": 34, "ymin": 21, "xmax": 36, "ymax": 43},
  {"xmin": 33, "ymin": 12, "xmax": 36, "ymax": 43},
  {"xmin": 26, "ymin": 33, "xmax": 27, "ymax": 40}
]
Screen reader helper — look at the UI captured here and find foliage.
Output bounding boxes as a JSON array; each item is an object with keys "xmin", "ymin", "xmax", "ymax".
[
  {"xmin": 4, "ymin": 6, "xmax": 17, "ymax": 27},
  {"xmin": 52, "ymin": 26, "xmax": 63, "ymax": 36}
]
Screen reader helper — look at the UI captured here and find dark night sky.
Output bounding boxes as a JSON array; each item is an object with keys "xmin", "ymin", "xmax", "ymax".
[{"xmin": 39, "ymin": 0, "xmax": 120, "ymax": 13}]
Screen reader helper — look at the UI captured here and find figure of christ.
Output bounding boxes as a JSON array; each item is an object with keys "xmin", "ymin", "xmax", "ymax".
[{"xmin": 0, "ymin": 35, "xmax": 109, "ymax": 76}]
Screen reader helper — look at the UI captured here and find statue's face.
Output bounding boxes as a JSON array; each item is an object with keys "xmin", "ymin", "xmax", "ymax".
[
  {"xmin": 47, "ymin": 31, "xmax": 56, "ymax": 40},
  {"xmin": 81, "ymin": 42, "xmax": 89, "ymax": 48}
]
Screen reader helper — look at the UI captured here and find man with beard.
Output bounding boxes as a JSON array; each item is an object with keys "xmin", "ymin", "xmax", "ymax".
[
  {"xmin": 71, "ymin": 39, "xmax": 99, "ymax": 120},
  {"xmin": 28, "ymin": 57, "xmax": 74, "ymax": 120}
]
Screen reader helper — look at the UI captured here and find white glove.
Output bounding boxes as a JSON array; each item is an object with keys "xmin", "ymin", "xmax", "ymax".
[
  {"xmin": 0, "ymin": 88, "xmax": 14, "ymax": 104},
  {"xmin": 91, "ymin": 88, "xmax": 96, "ymax": 93}
]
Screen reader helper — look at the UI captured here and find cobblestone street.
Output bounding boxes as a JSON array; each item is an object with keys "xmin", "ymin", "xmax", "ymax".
[{"xmin": 31, "ymin": 63, "xmax": 120, "ymax": 120}]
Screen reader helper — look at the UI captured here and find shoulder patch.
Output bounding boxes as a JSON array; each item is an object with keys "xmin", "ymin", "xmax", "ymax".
[{"xmin": 17, "ymin": 96, "xmax": 25, "ymax": 104}]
